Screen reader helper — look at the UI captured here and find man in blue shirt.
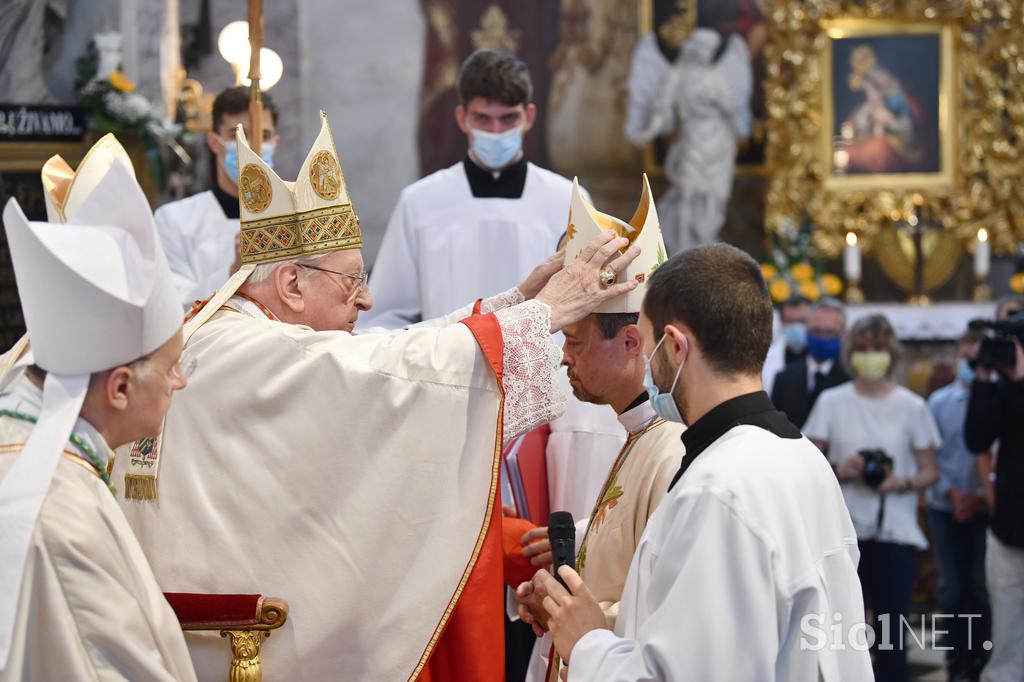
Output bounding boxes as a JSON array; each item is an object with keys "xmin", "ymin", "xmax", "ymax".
[{"xmin": 927, "ymin": 330, "xmax": 991, "ymax": 680}]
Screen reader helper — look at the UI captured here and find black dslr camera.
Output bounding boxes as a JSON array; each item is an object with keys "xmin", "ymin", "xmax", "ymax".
[
  {"xmin": 969, "ymin": 310, "xmax": 1024, "ymax": 368},
  {"xmin": 859, "ymin": 449, "xmax": 893, "ymax": 489}
]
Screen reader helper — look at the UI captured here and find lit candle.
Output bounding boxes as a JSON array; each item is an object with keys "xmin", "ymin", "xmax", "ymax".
[
  {"xmin": 975, "ymin": 228, "xmax": 991, "ymax": 279},
  {"xmin": 844, "ymin": 232, "xmax": 861, "ymax": 281}
]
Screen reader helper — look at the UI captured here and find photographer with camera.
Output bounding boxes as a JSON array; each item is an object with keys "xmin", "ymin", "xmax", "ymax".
[
  {"xmin": 964, "ymin": 296, "xmax": 1024, "ymax": 682},
  {"xmin": 805, "ymin": 314, "xmax": 939, "ymax": 682}
]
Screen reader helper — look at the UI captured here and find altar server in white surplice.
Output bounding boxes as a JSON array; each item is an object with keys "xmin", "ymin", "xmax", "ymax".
[
  {"xmin": 362, "ymin": 46, "xmax": 624, "ymax": 557},
  {"xmin": 526, "ymin": 245, "xmax": 873, "ymax": 682},
  {"xmin": 113, "ymin": 110, "xmax": 642, "ymax": 682},
  {"xmin": 155, "ymin": 86, "xmax": 281, "ymax": 308},
  {"xmin": 0, "ymin": 157, "xmax": 195, "ymax": 681}
]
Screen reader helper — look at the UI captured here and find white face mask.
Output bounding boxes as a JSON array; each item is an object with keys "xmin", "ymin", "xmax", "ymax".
[
  {"xmin": 470, "ymin": 126, "xmax": 522, "ymax": 170},
  {"xmin": 643, "ymin": 334, "xmax": 687, "ymax": 424}
]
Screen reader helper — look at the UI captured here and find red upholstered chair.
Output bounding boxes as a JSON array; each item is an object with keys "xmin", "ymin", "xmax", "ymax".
[{"xmin": 163, "ymin": 592, "xmax": 288, "ymax": 682}]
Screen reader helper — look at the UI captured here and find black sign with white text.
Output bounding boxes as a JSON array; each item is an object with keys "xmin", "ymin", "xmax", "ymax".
[{"xmin": 0, "ymin": 104, "xmax": 86, "ymax": 142}]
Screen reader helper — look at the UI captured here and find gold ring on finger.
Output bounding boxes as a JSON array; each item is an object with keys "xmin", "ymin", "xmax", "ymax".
[{"xmin": 599, "ymin": 269, "xmax": 616, "ymax": 287}]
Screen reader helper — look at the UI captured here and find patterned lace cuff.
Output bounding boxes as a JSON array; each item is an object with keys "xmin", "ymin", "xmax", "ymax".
[
  {"xmin": 480, "ymin": 287, "xmax": 526, "ymax": 315},
  {"xmin": 495, "ymin": 300, "xmax": 567, "ymax": 444}
]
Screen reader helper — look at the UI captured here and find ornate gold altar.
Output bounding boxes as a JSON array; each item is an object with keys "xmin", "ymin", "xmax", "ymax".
[{"xmin": 763, "ymin": 0, "xmax": 1024, "ymax": 296}]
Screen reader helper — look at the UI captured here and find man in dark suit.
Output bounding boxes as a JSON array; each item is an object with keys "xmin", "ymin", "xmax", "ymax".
[{"xmin": 771, "ymin": 298, "xmax": 849, "ymax": 428}]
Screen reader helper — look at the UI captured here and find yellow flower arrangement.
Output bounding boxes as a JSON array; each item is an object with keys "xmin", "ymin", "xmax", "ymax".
[
  {"xmin": 769, "ymin": 279, "xmax": 792, "ymax": 304},
  {"xmin": 789, "ymin": 262, "xmax": 815, "ymax": 283},
  {"xmin": 108, "ymin": 70, "xmax": 135, "ymax": 93},
  {"xmin": 799, "ymin": 281, "xmax": 821, "ymax": 300},
  {"xmin": 821, "ymin": 273, "xmax": 843, "ymax": 297},
  {"xmin": 1011, "ymin": 273, "xmax": 1024, "ymax": 294},
  {"xmin": 760, "ymin": 263, "xmax": 778, "ymax": 280}
]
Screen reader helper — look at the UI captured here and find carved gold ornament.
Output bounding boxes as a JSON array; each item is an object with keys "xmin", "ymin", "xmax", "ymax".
[
  {"xmin": 308, "ymin": 150, "xmax": 342, "ymax": 201},
  {"xmin": 239, "ymin": 164, "xmax": 273, "ymax": 214},
  {"xmin": 471, "ymin": 5, "xmax": 521, "ymax": 53},
  {"xmin": 764, "ymin": 0, "xmax": 1024, "ymax": 264}
]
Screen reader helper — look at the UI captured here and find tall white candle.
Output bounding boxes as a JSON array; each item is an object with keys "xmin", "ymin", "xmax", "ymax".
[
  {"xmin": 975, "ymin": 228, "xmax": 991, "ymax": 279},
  {"xmin": 844, "ymin": 232, "xmax": 861, "ymax": 281}
]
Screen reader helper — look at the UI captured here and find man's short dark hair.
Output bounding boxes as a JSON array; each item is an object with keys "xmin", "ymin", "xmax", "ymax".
[
  {"xmin": 643, "ymin": 244, "xmax": 773, "ymax": 376},
  {"xmin": 457, "ymin": 49, "xmax": 533, "ymax": 106},
  {"xmin": 212, "ymin": 86, "xmax": 279, "ymax": 132},
  {"xmin": 595, "ymin": 313, "xmax": 639, "ymax": 340}
]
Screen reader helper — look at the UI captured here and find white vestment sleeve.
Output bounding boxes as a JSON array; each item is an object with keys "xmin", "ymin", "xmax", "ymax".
[
  {"xmin": 363, "ymin": 193, "xmax": 423, "ymax": 328},
  {"xmin": 154, "ymin": 205, "xmax": 215, "ymax": 307},
  {"xmin": 361, "ymin": 287, "xmax": 525, "ymax": 334},
  {"xmin": 568, "ymin": 490, "xmax": 778, "ymax": 681}
]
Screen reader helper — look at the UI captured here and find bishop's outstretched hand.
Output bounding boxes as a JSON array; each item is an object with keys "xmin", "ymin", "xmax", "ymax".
[{"xmin": 536, "ymin": 232, "xmax": 640, "ymax": 333}]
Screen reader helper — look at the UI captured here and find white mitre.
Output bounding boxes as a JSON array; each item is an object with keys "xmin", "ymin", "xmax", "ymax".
[
  {"xmin": 40, "ymin": 133, "xmax": 136, "ymax": 223},
  {"xmin": 563, "ymin": 173, "xmax": 667, "ymax": 313},
  {"xmin": 0, "ymin": 159, "xmax": 180, "ymax": 667},
  {"xmin": 0, "ymin": 134, "xmax": 140, "ymax": 378}
]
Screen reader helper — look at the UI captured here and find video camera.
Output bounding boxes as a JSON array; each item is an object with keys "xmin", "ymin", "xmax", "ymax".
[{"xmin": 968, "ymin": 310, "xmax": 1024, "ymax": 368}]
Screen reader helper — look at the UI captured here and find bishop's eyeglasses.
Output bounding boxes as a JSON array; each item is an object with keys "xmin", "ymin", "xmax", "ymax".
[{"xmin": 297, "ymin": 263, "xmax": 369, "ymax": 289}]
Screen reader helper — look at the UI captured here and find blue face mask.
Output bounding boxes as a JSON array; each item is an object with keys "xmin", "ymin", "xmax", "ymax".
[
  {"xmin": 220, "ymin": 138, "xmax": 276, "ymax": 185},
  {"xmin": 782, "ymin": 323, "xmax": 808, "ymax": 352},
  {"xmin": 806, "ymin": 333, "xmax": 841, "ymax": 362},
  {"xmin": 957, "ymin": 358, "xmax": 975, "ymax": 385},
  {"xmin": 470, "ymin": 126, "xmax": 522, "ymax": 170},
  {"xmin": 643, "ymin": 334, "xmax": 687, "ymax": 424}
]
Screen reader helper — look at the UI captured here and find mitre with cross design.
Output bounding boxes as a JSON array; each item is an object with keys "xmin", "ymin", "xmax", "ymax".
[
  {"xmin": 563, "ymin": 173, "xmax": 667, "ymax": 314},
  {"xmin": 182, "ymin": 109, "xmax": 363, "ymax": 340},
  {"xmin": 236, "ymin": 109, "xmax": 361, "ymax": 264}
]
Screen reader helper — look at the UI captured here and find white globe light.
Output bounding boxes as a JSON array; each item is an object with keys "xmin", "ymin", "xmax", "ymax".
[
  {"xmin": 217, "ymin": 20, "xmax": 251, "ymax": 68},
  {"xmin": 241, "ymin": 48, "xmax": 284, "ymax": 90}
]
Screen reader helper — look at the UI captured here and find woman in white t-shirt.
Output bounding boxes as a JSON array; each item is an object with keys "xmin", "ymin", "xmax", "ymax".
[{"xmin": 804, "ymin": 314, "xmax": 939, "ymax": 682}]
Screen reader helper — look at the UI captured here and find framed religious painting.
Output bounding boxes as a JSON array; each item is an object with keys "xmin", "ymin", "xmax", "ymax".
[
  {"xmin": 763, "ymin": 1, "xmax": 1024, "ymax": 276},
  {"xmin": 821, "ymin": 19, "xmax": 955, "ymax": 192}
]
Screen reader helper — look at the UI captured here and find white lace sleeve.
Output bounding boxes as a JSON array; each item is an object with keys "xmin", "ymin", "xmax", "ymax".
[
  {"xmin": 494, "ymin": 300, "xmax": 567, "ymax": 445},
  {"xmin": 480, "ymin": 287, "xmax": 525, "ymax": 315}
]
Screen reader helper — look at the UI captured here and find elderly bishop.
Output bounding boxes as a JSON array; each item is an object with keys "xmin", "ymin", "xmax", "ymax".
[
  {"xmin": 115, "ymin": 111, "xmax": 639, "ymax": 681},
  {"xmin": 0, "ymin": 152, "xmax": 195, "ymax": 680}
]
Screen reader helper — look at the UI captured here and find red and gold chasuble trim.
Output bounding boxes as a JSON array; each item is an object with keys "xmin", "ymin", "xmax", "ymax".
[{"xmin": 410, "ymin": 312, "xmax": 505, "ymax": 681}]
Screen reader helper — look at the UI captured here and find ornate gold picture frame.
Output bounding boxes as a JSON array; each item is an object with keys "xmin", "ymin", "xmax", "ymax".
[
  {"xmin": 821, "ymin": 19, "xmax": 955, "ymax": 192},
  {"xmin": 764, "ymin": 1, "xmax": 1024, "ymax": 261}
]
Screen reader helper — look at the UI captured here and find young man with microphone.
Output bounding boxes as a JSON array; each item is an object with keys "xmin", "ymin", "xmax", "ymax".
[{"xmin": 520, "ymin": 244, "xmax": 872, "ymax": 681}]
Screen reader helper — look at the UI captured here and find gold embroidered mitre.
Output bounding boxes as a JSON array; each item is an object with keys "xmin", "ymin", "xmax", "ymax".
[
  {"xmin": 236, "ymin": 110, "xmax": 362, "ymax": 264},
  {"xmin": 40, "ymin": 133, "xmax": 135, "ymax": 224},
  {"xmin": 564, "ymin": 174, "xmax": 666, "ymax": 314}
]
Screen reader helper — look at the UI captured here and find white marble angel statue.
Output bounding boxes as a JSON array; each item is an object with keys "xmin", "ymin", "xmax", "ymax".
[{"xmin": 625, "ymin": 28, "xmax": 753, "ymax": 253}]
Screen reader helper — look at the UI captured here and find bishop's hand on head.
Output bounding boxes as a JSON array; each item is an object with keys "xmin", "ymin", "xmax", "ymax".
[
  {"xmin": 517, "ymin": 248, "xmax": 566, "ymax": 301},
  {"xmin": 535, "ymin": 231, "xmax": 640, "ymax": 333}
]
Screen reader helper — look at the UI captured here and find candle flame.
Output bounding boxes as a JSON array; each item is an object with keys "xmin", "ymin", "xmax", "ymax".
[
  {"xmin": 978, "ymin": 228, "xmax": 989, "ymax": 243},
  {"xmin": 846, "ymin": 232, "xmax": 858, "ymax": 246}
]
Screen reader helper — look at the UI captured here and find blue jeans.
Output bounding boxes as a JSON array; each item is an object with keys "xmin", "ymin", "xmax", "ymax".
[
  {"xmin": 858, "ymin": 539, "xmax": 916, "ymax": 682},
  {"xmin": 927, "ymin": 508, "xmax": 991, "ymax": 668}
]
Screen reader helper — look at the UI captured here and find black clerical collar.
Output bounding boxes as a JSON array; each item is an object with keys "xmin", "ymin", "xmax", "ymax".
[
  {"xmin": 211, "ymin": 182, "xmax": 240, "ymax": 220},
  {"xmin": 463, "ymin": 155, "xmax": 528, "ymax": 198},
  {"xmin": 620, "ymin": 392, "xmax": 648, "ymax": 415},
  {"xmin": 670, "ymin": 391, "xmax": 801, "ymax": 490}
]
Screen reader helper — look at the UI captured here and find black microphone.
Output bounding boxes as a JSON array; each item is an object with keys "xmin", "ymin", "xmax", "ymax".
[{"xmin": 548, "ymin": 511, "xmax": 576, "ymax": 592}]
